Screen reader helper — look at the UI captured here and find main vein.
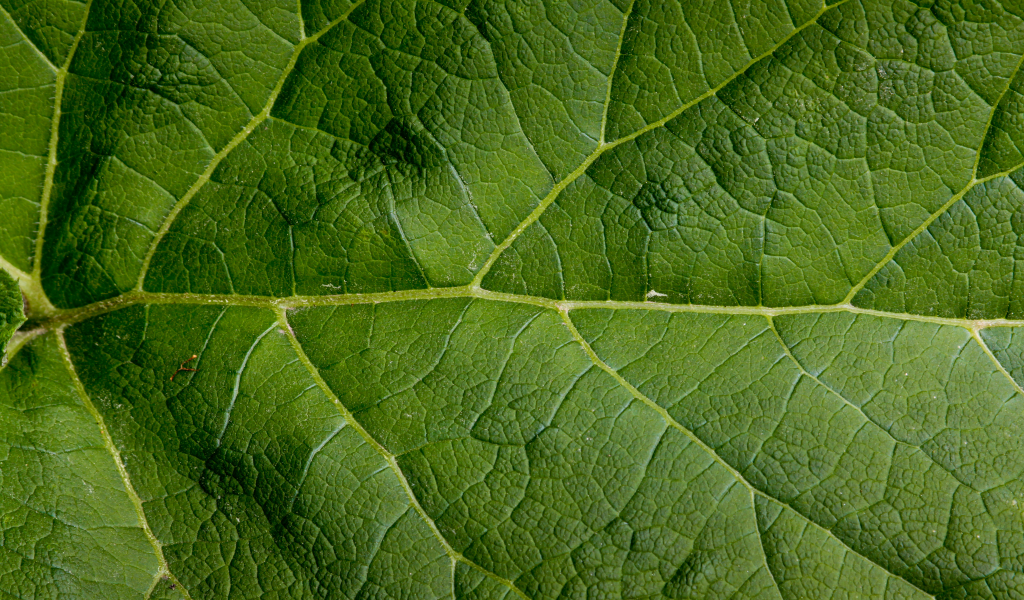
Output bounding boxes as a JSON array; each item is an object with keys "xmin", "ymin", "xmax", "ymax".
[{"xmin": 25, "ymin": 285, "xmax": 1024, "ymax": 337}]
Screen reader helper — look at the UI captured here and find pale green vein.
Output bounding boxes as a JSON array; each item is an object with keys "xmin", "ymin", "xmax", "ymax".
[
  {"xmin": 134, "ymin": 0, "xmax": 368, "ymax": 292},
  {"xmin": 2, "ymin": 327, "xmax": 43, "ymax": 368},
  {"xmin": 143, "ymin": 573, "xmax": 162, "ymax": 600},
  {"xmin": 971, "ymin": 328, "xmax": 1024, "ymax": 399},
  {"xmin": 0, "ymin": 254, "xmax": 32, "ymax": 289},
  {"xmin": 448, "ymin": 557, "xmax": 458, "ymax": 598},
  {"xmin": 768, "ymin": 315, "xmax": 983, "ymax": 492},
  {"xmin": 144, "ymin": 573, "xmax": 187, "ymax": 600},
  {"xmin": 843, "ymin": 160, "xmax": 1024, "ymax": 305},
  {"xmin": 0, "ymin": 2, "xmax": 57, "ymax": 71},
  {"xmin": 472, "ymin": 0, "xmax": 847, "ymax": 287},
  {"xmin": 470, "ymin": 147, "xmax": 602, "ymax": 287},
  {"xmin": 27, "ymin": 286, "xmax": 1024, "ymax": 335},
  {"xmin": 27, "ymin": 0, "xmax": 93, "ymax": 317},
  {"xmin": 843, "ymin": 49, "xmax": 1024, "ymax": 305},
  {"xmin": 277, "ymin": 307, "xmax": 530, "ymax": 600},
  {"xmin": 601, "ymin": 0, "xmax": 846, "ymax": 152},
  {"xmin": 559, "ymin": 308, "xmax": 933, "ymax": 597},
  {"xmin": 767, "ymin": 315, "xmax": 889, "ymax": 438},
  {"xmin": 559, "ymin": 305, "xmax": 755, "ymax": 489},
  {"xmin": 55, "ymin": 329, "xmax": 194, "ymax": 600},
  {"xmin": 756, "ymin": 494, "xmax": 936, "ymax": 600},
  {"xmin": 973, "ymin": 50, "xmax": 1024, "ymax": 180}
]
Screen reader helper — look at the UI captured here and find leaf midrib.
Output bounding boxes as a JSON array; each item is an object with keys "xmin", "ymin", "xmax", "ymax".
[
  {"xmin": 16, "ymin": 0, "xmax": 1021, "ymax": 331},
  {"xmin": 18, "ymin": 285, "xmax": 1024, "ymax": 335}
]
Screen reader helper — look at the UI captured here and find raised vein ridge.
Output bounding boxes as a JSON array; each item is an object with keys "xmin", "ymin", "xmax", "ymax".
[
  {"xmin": 55, "ymin": 328, "xmax": 194, "ymax": 600},
  {"xmin": 134, "ymin": 0, "xmax": 370, "ymax": 292},
  {"xmin": 26, "ymin": 0, "xmax": 93, "ymax": 316},
  {"xmin": 279, "ymin": 306, "xmax": 530, "ymax": 599},
  {"xmin": 14, "ymin": 286, "xmax": 1024, "ymax": 343},
  {"xmin": 472, "ymin": 0, "xmax": 845, "ymax": 287},
  {"xmin": 844, "ymin": 48, "xmax": 1024, "ymax": 304},
  {"xmin": 559, "ymin": 308, "xmax": 932, "ymax": 595}
]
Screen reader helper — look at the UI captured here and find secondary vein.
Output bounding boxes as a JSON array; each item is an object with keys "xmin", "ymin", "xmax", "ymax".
[
  {"xmin": 0, "ymin": 2, "xmax": 58, "ymax": 71},
  {"xmin": 277, "ymin": 307, "xmax": 531, "ymax": 600},
  {"xmin": 27, "ymin": 0, "xmax": 93, "ymax": 316},
  {"xmin": 598, "ymin": 0, "xmax": 636, "ymax": 145},
  {"xmin": 55, "ymin": 328, "xmax": 194, "ymax": 600},
  {"xmin": 843, "ymin": 50, "xmax": 1024, "ymax": 304},
  {"xmin": 560, "ymin": 308, "xmax": 933, "ymax": 596},
  {"xmin": 471, "ymin": 0, "xmax": 848, "ymax": 287},
  {"xmin": 133, "ymin": 0, "xmax": 370, "ymax": 292}
]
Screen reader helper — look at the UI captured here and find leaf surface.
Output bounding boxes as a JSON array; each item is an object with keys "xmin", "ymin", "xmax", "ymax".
[{"xmin": 4, "ymin": 0, "xmax": 1024, "ymax": 598}]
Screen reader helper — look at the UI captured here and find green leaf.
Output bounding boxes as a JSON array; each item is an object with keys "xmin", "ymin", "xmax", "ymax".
[
  {"xmin": 4, "ymin": 0, "xmax": 1024, "ymax": 598},
  {"xmin": 0, "ymin": 332, "xmax": 159, "ymax": 598}
]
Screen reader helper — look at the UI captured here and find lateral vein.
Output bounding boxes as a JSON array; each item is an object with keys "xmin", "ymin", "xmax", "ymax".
[
  {"xmin": 471, "ymin": 0, "xmax": 848, "ymax": 286},
  {"xmin": 843, "ymin": 49, "xmax": 1024, "ymax": 304},
  {"xmin": 560, "ymin": 309, "xmax": 933, "ymax": 597},
  {"xmin": 134, "ymin": 0, "xmax": 370, "ymax": 292},
  {"xmin": 55, "ymin": 329, "xmax": 194, "ymax": 600},
  {"xmin": 277, "ymin": 307, "xmax": 531, "ymax": 600},
  {"xmin": 0, "ymin": 3, "xmax": 57, "ymax": 71},
  {"xmin": 26, "ymin": 0, "xmax": 94, "ymax": 316}
]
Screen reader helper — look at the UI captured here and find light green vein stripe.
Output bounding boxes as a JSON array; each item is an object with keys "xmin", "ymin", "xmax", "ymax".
[
  {"xmin": 472, "ymin": 0, "xmax": 848, "ymax": 287},
  {"xmin": 134, "ymin": 0, "xmax": 370, "ymax": 292},
  {"xmin": 559, "ymin": 309, "xmax": 933, "ymax": 598},
  {"xmin": 23, "ymin": 285, "xmax": 1024, "ymax": 333},
  {"xmin": 277, "ymin": 307, "xmax": 529, "ymax": 600},
  {"xmin": 55, "ymin": 329, "xmax": 194, "ymax": 600}
]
